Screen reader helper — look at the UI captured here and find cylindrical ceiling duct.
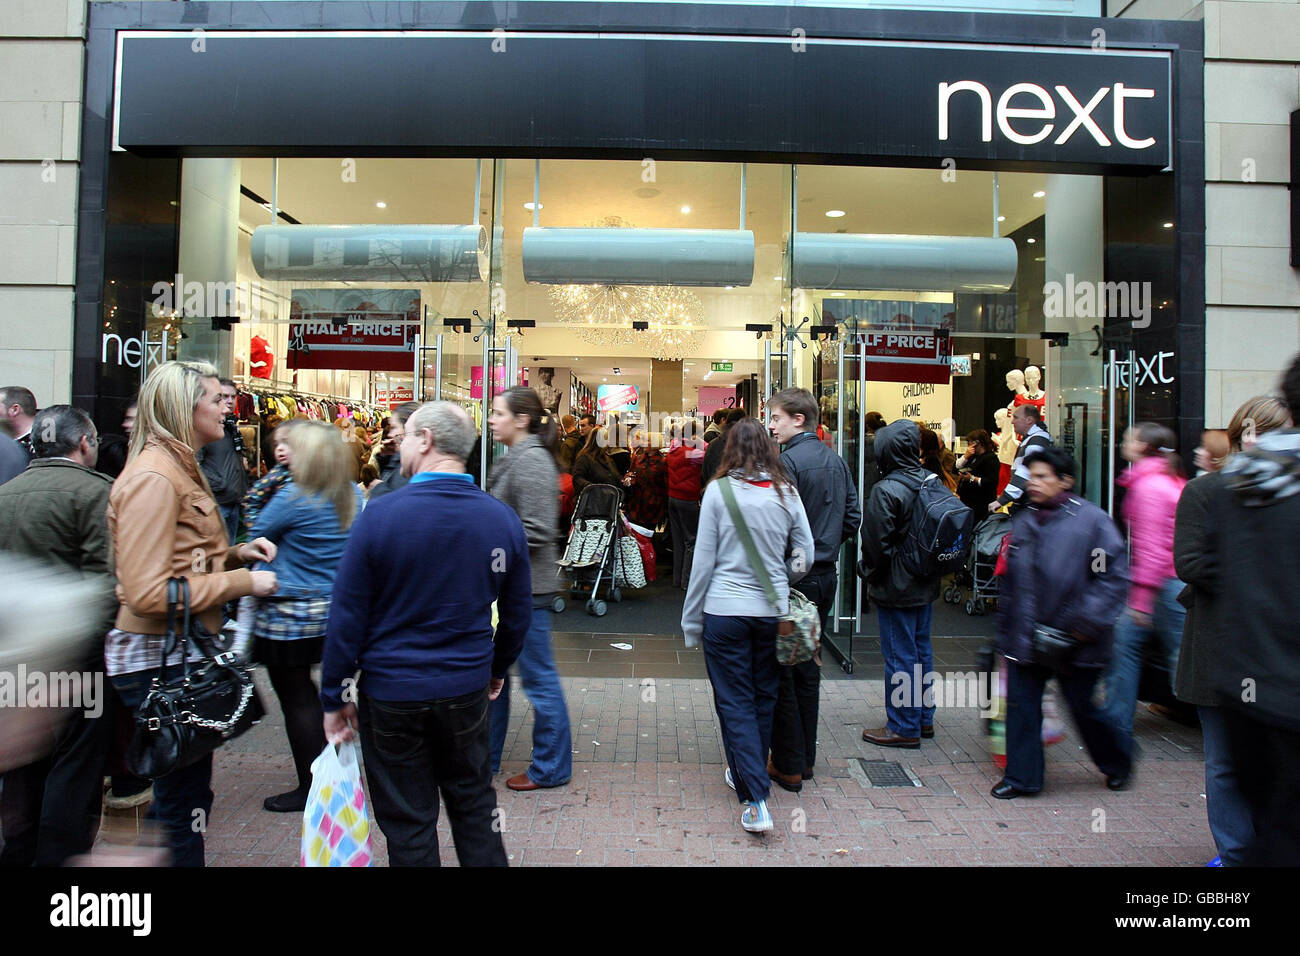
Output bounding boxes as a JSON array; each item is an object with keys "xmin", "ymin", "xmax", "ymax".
[
  {"xmin": 250, "ymin": 224, "xmax": 488, "ymax": 282},
  {"xmin": 791, "ymin": 233, "xmax": 1018, "ymax": 293},
  {"xmin": 522, "ymin": 227, "xmax": 755, "ymax": 287}
]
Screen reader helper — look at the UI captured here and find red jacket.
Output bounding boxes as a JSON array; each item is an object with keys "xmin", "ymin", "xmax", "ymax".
[{"xmin": 666, "ymin": 443, "xmax": 703, "ymax": 501}]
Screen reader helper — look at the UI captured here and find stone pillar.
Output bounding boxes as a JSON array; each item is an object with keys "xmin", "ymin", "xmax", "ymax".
[
  {"xmin": 650, "ymin": 358, "xmax": 683, "ymax": 418},
  {"xmin": 176, "ymin": 158, "xmax": 241, "ymax": 375}
]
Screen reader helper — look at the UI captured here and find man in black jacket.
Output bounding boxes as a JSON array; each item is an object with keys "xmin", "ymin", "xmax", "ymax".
[
  {"xmin": 1204, "ymin": 356, "xmax": 1300, "ymax": 864},
  {"xmin": 857, "ymin": 420, "xmax": 941, "ymax": 748},
  {"xmin": 701, "ymin": 407, "xmax": 746, "ymax": 489},
  {"xmin": 196, "ymin": 378, "xmax": 248, "ymax": 542},
  {"xmin": 767, "ymin": 389, "xmax": 861, "ymax": 790}
]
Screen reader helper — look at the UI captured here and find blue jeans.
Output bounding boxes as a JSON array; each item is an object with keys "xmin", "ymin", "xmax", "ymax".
[
  {"xmin": 1101, "ymin": 577, "xmax": 1187, "ymax": 744},
  {"xmin": 488, "ymin": 605, "xmax": 572, "ymax": 787},
  {"xmin": 1199, "ymin": 705, "xmax": 1254, "ymax": 866},
  {"xmin": 702, "ymin": 614, "xmax": 781, "ymax": 804},
  {"xmin": 878, "ymin": 604, "xmax": 935, "ymax": 738},
  {"xmin": 219, "ymin": 503, "xmax": 240, "ymax": 545},
  {"xmin": 110, "ymin": 670, "xmax": 214, "ymax": 868}
]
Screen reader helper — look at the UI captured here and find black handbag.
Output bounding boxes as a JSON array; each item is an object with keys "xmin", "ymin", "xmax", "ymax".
[
  {"xmin": 1031, "ymin": 623, "xmax": 1082, "ymax": 672},
  {"xmin": 126, "ymin": 578, "xmax": 265, "ymax": 779}
]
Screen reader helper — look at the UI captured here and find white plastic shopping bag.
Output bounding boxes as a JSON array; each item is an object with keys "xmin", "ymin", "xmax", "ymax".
[{"xmin": 300, "ymin": 741, "xmax": 374, "ymax": 867}]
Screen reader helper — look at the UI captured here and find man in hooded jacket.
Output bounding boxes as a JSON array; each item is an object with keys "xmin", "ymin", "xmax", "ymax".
[{"xmin": 857, "ymin": 420, "xmax": 940, "ymax": 748}]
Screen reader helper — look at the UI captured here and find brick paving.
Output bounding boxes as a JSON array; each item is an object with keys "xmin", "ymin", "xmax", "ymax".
[{"xmin": 178, "ymin": 639, "xmax": 1215, "ymax": 867}]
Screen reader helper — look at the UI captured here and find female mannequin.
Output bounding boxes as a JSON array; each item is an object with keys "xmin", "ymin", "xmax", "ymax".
[
  {"xmin": 993, "ymin": 407, "xmax": 1017, "ymax": 495},
  {"xmin": 1013, "ymin": 365, "xmax": 1047, "ymax": 424}
]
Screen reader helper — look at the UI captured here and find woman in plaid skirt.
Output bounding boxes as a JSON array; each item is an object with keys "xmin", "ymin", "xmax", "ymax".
[{"xmin": 248, "ymin": 421, "xmax": 364, "ymax": 812}]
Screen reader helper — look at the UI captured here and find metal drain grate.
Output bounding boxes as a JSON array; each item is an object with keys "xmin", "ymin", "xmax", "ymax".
[{"xmin": 854, "ymin": 759, "xmax": 922, "ymax": 788}]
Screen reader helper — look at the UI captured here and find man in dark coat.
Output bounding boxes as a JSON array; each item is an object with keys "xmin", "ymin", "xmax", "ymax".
[
  {"xmin": 857, "ymin": 419, "xmax": 941, "ymax": 748},
  {"xmin": 991, "ymin": 445, "xmax": 1131, "ymax": 799},
  {"xmin": 0, "ymin": 405, "xmax": 118, "ymax": 865},
  {"xmin": 1201, "ymin": 356, "xmax": 1300, "ymax": 865}
]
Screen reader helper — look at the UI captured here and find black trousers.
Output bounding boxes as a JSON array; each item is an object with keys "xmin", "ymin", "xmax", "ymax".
[
  {"xmin": 1004, "ymin": 659, "xmax": 1130, "ymax": 793},
  {"xmin": 0, "ymin": 693, "xmax": 114, "ymax": 867},
  {"xmin": 358, "ymin": 687, "xmax": 507, "ymax": 867},
  {"xmin": 1217, "ymin": 708, "xmax": 1300, "ymax": 866},
  {"xmin": 770, "ymin": 567, "xmax": 836, "ymax": 776}
]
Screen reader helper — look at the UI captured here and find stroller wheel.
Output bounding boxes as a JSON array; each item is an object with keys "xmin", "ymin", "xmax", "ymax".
[
  {"xmin": 551, "ymin": 596, "xmax": 566, "ymax": 613},
  {"xmin": 943, "ymin": 586, "xmax": 957, "ymax": 603},
  {"xmin": 609, "ymin": 587, "xmax": 622, "ymax": 603},
  {"xmin": 965, "ymin": 598, "xmax": 977, "ymax": 615},
  {"xmin": 587, "ymin": 599, "xmax": 608, "ymax": 617}
]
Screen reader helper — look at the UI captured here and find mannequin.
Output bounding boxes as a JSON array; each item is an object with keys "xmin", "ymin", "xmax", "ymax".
[
  {"xmin": 1004, "ymin": 369, "xmax": 1026, "ymax": 414},
  {"xmin": 1012, "ymin": 364, "xmax": 1047, "ymax": 423},
  {"xmin": 993, "ymin": 407, "xmax": 1017, "ymax": 495}
]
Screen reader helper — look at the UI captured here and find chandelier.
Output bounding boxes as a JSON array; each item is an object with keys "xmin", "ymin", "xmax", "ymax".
[{"xmin": 547, "ymin": 218, "xmax": 706, "ymax": 360}]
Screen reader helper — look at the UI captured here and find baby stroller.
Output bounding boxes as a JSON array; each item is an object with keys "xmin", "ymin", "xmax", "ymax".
[
  {"xmin": 942, "ymin": 511, "xmax": 1011, "ymax": 616},
  {"xmin": 555, "ymin": 483, "xmax": 625, "ymax": 617}
]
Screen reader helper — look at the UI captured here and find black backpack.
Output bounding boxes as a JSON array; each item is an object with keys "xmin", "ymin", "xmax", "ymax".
[{"xmin": 889, "ymin": 471, "xmax": 973, "ymax": 581}]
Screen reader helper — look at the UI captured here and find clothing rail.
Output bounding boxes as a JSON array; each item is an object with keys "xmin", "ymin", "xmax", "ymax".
[{"xmin": 236, "ymin": 378, "xmax": 386, "ymax": 413}]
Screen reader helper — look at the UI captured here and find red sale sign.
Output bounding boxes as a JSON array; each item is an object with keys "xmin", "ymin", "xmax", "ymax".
[
  {"xmin": 859, "ymin": 331, "xmax": 952, "ymax": 385},
  {"xmin": 288, "ymin": 289, "xmax": 419, "ymax": 372}
]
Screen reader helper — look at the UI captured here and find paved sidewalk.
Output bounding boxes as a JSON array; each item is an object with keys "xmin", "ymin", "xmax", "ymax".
[{"xmin": 192, "ymin": 661, "xmax": 1214, "ymax": 867}]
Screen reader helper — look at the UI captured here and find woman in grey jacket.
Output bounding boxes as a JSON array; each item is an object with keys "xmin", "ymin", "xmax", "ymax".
[
  {"xmin": 682, "ymin": 418, "xmax": 813, "ymax": 833},
  {"xmin": 486, "ymin": 387, "xmax": 572, "ymax": 791}
]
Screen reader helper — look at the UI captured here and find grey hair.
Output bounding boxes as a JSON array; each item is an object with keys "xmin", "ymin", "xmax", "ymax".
[
  {"xmin": 406, "ymin": 401, "xmax": 476, "ymax": 462},
  {"xmin": 31, "ymin": 405, "xmax": 96, "ymax": 459}
]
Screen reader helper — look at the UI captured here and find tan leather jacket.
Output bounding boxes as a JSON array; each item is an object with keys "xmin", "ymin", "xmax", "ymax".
[{"xmin": 108, "ymin": 437, "xmax": 253, "ymax": 635}]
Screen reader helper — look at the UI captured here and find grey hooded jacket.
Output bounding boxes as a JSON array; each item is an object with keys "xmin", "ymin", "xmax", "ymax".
[{"xmin": 489, "ymin": 433, "xmax": 560, "ymax": 597}]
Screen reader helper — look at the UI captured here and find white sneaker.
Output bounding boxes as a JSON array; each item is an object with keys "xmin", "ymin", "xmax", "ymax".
[
  {"xmin": 741, "ymin": 800, "xmax": 773, "ymax": 833},
  {"xmin": 725, "ymin": 767, "xmax": 736, "ymax": 791}
]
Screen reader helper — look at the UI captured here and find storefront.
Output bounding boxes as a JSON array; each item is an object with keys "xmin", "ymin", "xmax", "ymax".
[{"xmin": 73, "ymin": 1, "xmax": 1204, "ymax": 654}]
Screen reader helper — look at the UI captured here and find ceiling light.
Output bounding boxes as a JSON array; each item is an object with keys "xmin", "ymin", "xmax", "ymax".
[
  {"xmin": 523, "ymin": 201, "xmax": 543, "ymax": 211},
  {"xmin": 680, "ymin": 205, "xmax": 691, "ymax": 214},
  {"xmin": 375, "ymin": 201, "xmax": 387, "ymax": 209},
  {"xmin": 825, "ymin": 210, "xmax": 846, "ymax": 218},
  {"xmin": 829, "ymin": 291, "xmax": 846, "ymax": 297},
  {"xmin": 1162, "ymin": 221, "xmax": 1174, "ymax": 229},
  {"xmin": 724, "ymin": 285, "xmax": 734, "ymax": 290},
  {"xmin": 773, "ymin": 276, "xmax": 783, "ymax": 281},
  {"xmin": 602, "ymin": 377, "xmax": 608, "ymax": 382},
  {"xmin": 1033, "ymin": 190, "xmax": 1046, "ymax": 199},
  {"xmin": 997, "ymin": 215, "xmax": 1006, "ymax": 223},
  {"xmin": 1027, "ymin": 237, "xmax": 1036, "ymax": 244}
]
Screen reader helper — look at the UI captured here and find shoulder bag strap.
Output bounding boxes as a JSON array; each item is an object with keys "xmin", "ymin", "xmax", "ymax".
[{"xmin": 717, "ymin": 477, "xmax": 782, "ymax": 613}]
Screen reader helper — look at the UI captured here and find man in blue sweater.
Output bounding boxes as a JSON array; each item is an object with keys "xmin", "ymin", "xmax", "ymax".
[{"xmin": 321, "ymin": 401, "xmax": 531, "ymax": 867}]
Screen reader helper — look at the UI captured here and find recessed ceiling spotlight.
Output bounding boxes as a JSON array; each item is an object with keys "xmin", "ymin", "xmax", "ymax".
[
  {"xmin": 724, "ymin": 285, "xmax": 734, "ymax": 290},
  {"xmin": 680, "ymin": 205, "xmax": 691, "ymax": 214},
  {"xmin": 602, "ymin": 377, "xmax": 608, "ymax": 382},
  {"xmin": 1033, "ymin": 190, "xmax": 1046, "ymax": 199},
  {"xmin": 829, "ymin": 291, "xmax": 846, "ymax": 297},
  {"xmin": 825, "ymin": 210, "xmax": 847, "ymax": 218},
  {"xmin": 1027, "ymin": 237, "xmax": 1037, "ymax": 244},
  {"xmin": 1162, "ymin": 221, "xmax": 1174, "ymax": 229},
  {"xmin": 523, "ymin": 201, "xmax": 543, "ymax": 211},
  {"xmin": 997, "ymin": 215, "xmax": 1006, "ymax": 223},
  {"xmin": 375, "ymin": 201, "xmax": 387, "ymax": 209},
  {"xmin": 773, "ymin": 276, "xmax": 783, "ymax": 281}
]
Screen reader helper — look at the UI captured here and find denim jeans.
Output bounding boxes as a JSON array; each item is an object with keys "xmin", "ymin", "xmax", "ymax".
[
  {"xmin": 702, "ymin": 613, "xmax": 781, "ymax": 805},
  {"xmin": 488, "ymin": 605, "xmax": 573, "ymax": 786},
  {"xmin": 1199, "ymin": 705, "xmax": 1254, "ymax": 866},
  {"xmin": 109, "ymin": 669, "xmax": 213, "ymax": 868},
  {"xmin": 358, "ymin": 687, "xmax": 507, "ymax": 867},
  {"xmin": 1100, "ymin": 577, "xmax": 1187, "ymax": 744},
  {"xmin": 770, "ymin": 567, "xmax": 835, "ymax": 776},
  {"xmin": 878, "ymin": 604, "xmax": 935, "ymax": 738},
  {"xmin": 219, "ymin": 503, "xmax": 240, "ymax": 545},
  {"xmin": 1004, "ymin": 660, "xmax": 1130, "ymax": 793}
]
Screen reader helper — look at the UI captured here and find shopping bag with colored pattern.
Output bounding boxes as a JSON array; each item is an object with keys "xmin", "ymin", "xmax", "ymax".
[{"xmin": 300, "ymin": 742, "xmax": 373, "ymax": 867}]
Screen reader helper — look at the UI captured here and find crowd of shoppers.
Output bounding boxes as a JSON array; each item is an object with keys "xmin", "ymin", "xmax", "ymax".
[{"xmin": 6, "ymin": 354, "xmax": 1300, "ymax": 866}]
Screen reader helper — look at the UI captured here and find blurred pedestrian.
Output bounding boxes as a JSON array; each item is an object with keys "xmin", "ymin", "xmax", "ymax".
[
  {"xmin": 197, "ymin": 378, "xmax": 249, "ymax": 543},
  {"xmin": 557, "ymin": 414, "xmax": 582, "ymax": 473},
  {"xmin": 1174, "ymin": 396, "xmax": 1289, "ymax": 865},
  {"xmin": 767, "ymin": 388, "xmax": 860, "ymax": 790},
  {"xmin": 682, "ymin": 418, "xmax": 813, "ymax": 833},
  {"xmin": 0, "ymin": 406, "xmax": 118, "ymax": 865},
  {"xmin": 248, "ymin": 421, "xmax": 363, "ymax": 813},
  {"xmin": 990, "ymin": 447, "xmax": 1131, "ymax": 799},
  {"xmin": 0, "ymin": 385, "xmax": 37, "ymax": 458},
  {"xmin": 919, "ymin": 426, "xmax": 959, "ymax": 492},
  {"xmin": 1100, "ymin": 424, "xmax": 1187, "ymax": 745},
  {"xmin": 1199, "ymin": 360, "xmax": 1300, "ymax": 865},
  {"xmin": 1192, "ymin": 429, "xmax": 1230, "ymax": 476},
  {"xmin": 107, "ymin": 361, "xmax": 279, "ymax": 866},
  {"xmin": 702, "ymin": 408, "xmax": 748, "ymax": 491},
  {"xmin": 367, "ymin": 402, "xmax": 418, "ymax": 501},
  {"xmin": 486, "ymin": 388, "xmax": 571, "ymax": 791},
  {"xmin": 622, "ymin": 429, "xmax": 668, "ymax": 531},
  {"xmin": 666, "ymin": 421, "xmax": 705, "ymax": 590},
  {"xmin": 571, "ymin": 425, "xmax": 622, "ymax": 496},
  {"xmin": 320, "ymin": 402, "xmax": 531, "ymax": 866},
  {"xmin": 956, "ymin": 430, "xmax": 1001, "ymax": 514}
]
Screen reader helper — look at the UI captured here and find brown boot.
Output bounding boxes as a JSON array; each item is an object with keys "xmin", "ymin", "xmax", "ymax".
[
  {"xmin": 861, "ymin": 726, "xmax": 921, "ymax": 749},
  {"xmin": 767, "ymin": 757, "xmax": 803, "ymax": 793}
]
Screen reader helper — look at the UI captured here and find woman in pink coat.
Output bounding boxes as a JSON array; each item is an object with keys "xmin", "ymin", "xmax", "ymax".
[{"xmin": 1100, "ymin": 423, "xmax": 1188, "ymax": 748}]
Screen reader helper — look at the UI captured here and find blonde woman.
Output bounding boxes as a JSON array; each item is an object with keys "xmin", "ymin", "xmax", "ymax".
[
  {"xmin": 108, "ymin": 360, "xmax": 279, "ymax": 867},
  {"xmin": 248, "ymin": 420, "xmax": 363, "ymax": 812}
]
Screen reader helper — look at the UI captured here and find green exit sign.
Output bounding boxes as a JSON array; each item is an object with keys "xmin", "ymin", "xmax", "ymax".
[{"xmin": 710, "ymin": 362, "xmax": 733, "ymax": 372}]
